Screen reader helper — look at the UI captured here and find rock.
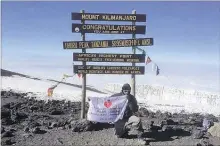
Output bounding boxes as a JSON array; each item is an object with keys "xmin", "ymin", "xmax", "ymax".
[
  {"xmin": 17, "ymin": 112, "xmax": 28, "ymax": 119},
  {"xmin": 166, "ymin": 119, "xmax": 178, "ymax": 125},
  {"xmin": 1, "ymin": 127, "xmax": 5, "ymax": 133},
  {"xmin": 1, "ymin": 118, "xmax": 13, "ymax": 125},
  {"xmin": 10, "ymin": 109, "xmax": 19, "ymax": 123},
  {"xmin": 1, "ymin": 131, "xmax": 14, "ymax": 138},
  {"xmin": 155, "ymin": 111, "xmax": 163, "ymax": 118},
  {"xmin": 2, "ymin": 103, "xmax": 11, "ymax": 109},
  {"xmin": 205, "ymin": 114, "xmax": 219, "ymax": 123},
  {"xmin": 208, "ymin": 122, "xmax": 220, "ymax": 137},
  {"xmin": 72, "ymin": 119, "xmax": 95, "ymax": 132},
  {"xmin": 193, "ymin": 130, "xmax": 204, "ymax": 139},
  {"xmin": 24, "ymin": 127, "xmax": 30, "ymax": 132},
  {"xmin": 32, "ymin": 127, "xmax": 47, "ymax": 134},
  {"xmin": 203, "ymin": 118, "xmax": 214, "ymax": 131},
  {"xmin": 65, "ymin": 124, "xmax": 71, "ymax": 129},
  {"xmin": 197, "ymin": 139, "xmax": 214, "ymax": 146},
  {"xmin": 51, "ymin": 122, "xmax": 58, "ymax": 128},
  {"xmin": 57, "ymin": 138, "xmax": 64, "ymax": 144},
  {"xmin": 58, "ymin": 119, "xmax": 68, "ymax": 127},
  {"xmin": 164, "ymin": 112, "xmax": 172, "ymax": 118},
  {"xmin": 138, "ymin": 108, "xmax": 149, "ymax": 117},
  {"xmin": 9, "ymin": 128, "xmax": 16, "ymax": 132},
  {"xmin": 28, "ymin": 122, "xmax": 41, "ymax": 128},
  {"xmin": 1, "ymin": 109, "xmax": 11, "ymax": 118},
  {"xmin": 50, "ymin": 109, "xmax": 64, "ymax": 115},
  {"xmin": 171, "ymin": 136, "xmax": 179, "ymax": 139},
  {"xmin": 22, "ymin": 133, "xmax": 33, "ymax": 138},
  {"xmin": 162, "ymin": 125, "xmax": 173, "ymax": 132},
  {"xmin": 1, "ymin": 90, "xmax": 7, "ymax": 96},
  {"xmin": 1, "ymin": 139, "xmax": 16, "ymax": 145},
  {"xmin": 30, "ymin": 106, "xmax": 38, "ymax": 111}
]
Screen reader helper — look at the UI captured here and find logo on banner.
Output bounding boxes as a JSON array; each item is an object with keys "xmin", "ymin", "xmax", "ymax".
[{"xmin": 104, "ymin": 99, "xmax": 112, "ymax": 108}]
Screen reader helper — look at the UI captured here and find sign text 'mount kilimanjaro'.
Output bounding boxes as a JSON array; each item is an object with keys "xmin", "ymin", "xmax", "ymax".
[
  {"xmin": 73, "ymin": 53, "xmax": 145, "ymax": 63},
  {"xmin": 73, "ymin": 65, "xmax": 145, "ymax": 75},
  {"xmin": 71, "ymin": 12, "xmax": 146, "ymax": 22},
  {"xmin": 63, "ymin": 38, "xmax": 153, "ymax": 49},
  {"xmin": 72, "ymin": 23, "xmax": 146, "ymax": 34}
]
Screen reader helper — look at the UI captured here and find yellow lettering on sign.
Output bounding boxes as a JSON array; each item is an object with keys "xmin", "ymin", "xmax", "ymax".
[
  {"xmin": 131, "ymin": 71, "xmax": 142, "ymax": 74},
  {"xmin": 104, "ymin": 58, "xmax": 112, "ymax": 62},
  {"xmin": 142, "ymin": 39, "xmax": 151, "ymax": 46},
  {"xmin": 121, "ymin": 66, "xmax": 140, "ymax": 70},
  {"xmin": 101, "ymin": 15, "xmax": 137, "ymax": 21},
  {"xmin": 112, "ymin": 70, "xmax": 124, "ymax": 74},
  {"xmin": 91, "ymin": 41, "xmax": 108, "ymax": 48},
  {"xmin": 64, "ymin": 42, "xmax": 77, "ymax": 49},
  {"xmin": 82, "ymin": 24, "xmax": 137, "ymax": 32},
  {"xmin": 79, "ymin": 42, "xmax": 89, "ymax": 48},
  {"xmin": 126, "ymin": 59, "xmax": 139, "ymax": 62},
  {"xmin": 82, "ymin": 14, "xmax": 99, "ymax": 20},
  {"xmin": 91, "ymin": 58, "xmax": 102, "ymax": 62}
]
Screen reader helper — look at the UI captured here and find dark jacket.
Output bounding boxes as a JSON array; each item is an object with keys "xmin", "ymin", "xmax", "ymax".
[
  {"xmin": 111, "ymin": 92, "xmax": 139, "ymax": 119},
  {"xmin": 111, "ymin": 92, "xmax": 139, "ymax": 137}
]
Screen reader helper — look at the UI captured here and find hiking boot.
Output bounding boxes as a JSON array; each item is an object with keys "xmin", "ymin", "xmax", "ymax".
[
  {"xmin": 116, "ymin": 131, "xmax": 129, "ymax": 138},
  {"xmin": 137, "ymin": 138, "xmax": 147, "ymax": 145}
]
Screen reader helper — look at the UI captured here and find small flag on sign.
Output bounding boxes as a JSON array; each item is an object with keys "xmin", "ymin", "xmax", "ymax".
[
  {"xmin": 77, "ymin": 73, "xmax": 81, "ymax": 78},
  {"xmin": 146, "ymin": 57, "xmax": 152, "ymax": 64},
  {"xmin": 47, "ymin": 88, "xmax": 54, "ymax": 97},
  {"xmin": 156, "ymin": 65, "xmax": 160, "ymax": 76}
]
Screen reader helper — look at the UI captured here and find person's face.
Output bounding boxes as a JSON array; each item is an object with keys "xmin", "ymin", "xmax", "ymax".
[{"xmin": 122, "ymin": 89, "xmax": 131, "ymax": 95}]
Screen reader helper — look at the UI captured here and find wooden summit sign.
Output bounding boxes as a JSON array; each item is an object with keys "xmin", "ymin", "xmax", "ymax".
[
  {"xmin": 72, "ymin": 23, "xmax": 146, "ymax": 34},
  {"xmin": 72, "ymin": 12, "xmax": 146, "ymax": 22},
  {"xmin": 73, "ymin": 53, "xmax": 145, "ymax": 63},
  {"xmin": 63, "ymin": 38, "xmax": 153, "ymax": 49},
  {"xmin": 63, "ymin": 10, "xmax": 153, "ymax": 119},
  {"xmin": 73, "ymin": 65, "xmax": 145, "ymax": 74}
]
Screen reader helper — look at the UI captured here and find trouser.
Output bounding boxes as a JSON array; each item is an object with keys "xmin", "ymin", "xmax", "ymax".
[{"xmin": 114, "ymin": 115, "xmax": 144, "ymax": 138}]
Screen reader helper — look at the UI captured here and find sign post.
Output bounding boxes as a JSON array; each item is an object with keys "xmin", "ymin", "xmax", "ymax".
[
  {"xmin": 131, "ymin": 10, "xmax": 136, "ymax": 98},
  {"xmin": 81, "ymin": 10, "xmax": 86, "ymax": 119}
]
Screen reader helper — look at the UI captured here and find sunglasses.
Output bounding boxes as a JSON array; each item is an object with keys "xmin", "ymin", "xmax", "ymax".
[{"xmin": 123, "ymin": 90, "xmax": 130, "ymax": 92}]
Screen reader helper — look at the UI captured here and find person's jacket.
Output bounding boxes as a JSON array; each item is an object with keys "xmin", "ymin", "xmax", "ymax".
[{"xmin": 111, "ymin": 92, "xmax": 139, "ymax": 119}]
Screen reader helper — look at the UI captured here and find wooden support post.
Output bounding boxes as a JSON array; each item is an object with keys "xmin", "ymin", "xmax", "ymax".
[
  {"xmin": 80, "ymin": 9, "xmax": 86, "ymax": 119},
  {"xmin": 131, "ymin": 10, "xmax": 136, "ymax": 97}
]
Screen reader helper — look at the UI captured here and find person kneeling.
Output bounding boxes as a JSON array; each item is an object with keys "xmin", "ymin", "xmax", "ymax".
[{"xmin": 111, "ymin": 83, "xmax": 146, "ymax": 145}]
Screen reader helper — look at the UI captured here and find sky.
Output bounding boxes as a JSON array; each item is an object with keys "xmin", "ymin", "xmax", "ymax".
[{"xmin": 1, "ymin": 1, "xmax": 220, "ymax": 93}]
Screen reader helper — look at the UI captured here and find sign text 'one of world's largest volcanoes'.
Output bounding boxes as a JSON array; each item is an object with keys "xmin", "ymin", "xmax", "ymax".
[
  {"xmin": 72, "ymin": 23, "xmax": 146, "ymax": 34},
  {"xmin": 73, "ymin": 65, "xmax": 145, "ymax": 75},
  {"xmin": 63, "ymin": 38, "xmax": 153, "ymax": 49},
  {"xmin": 71, "ymin": 12, "xmax": 146, "ymax": 22}
]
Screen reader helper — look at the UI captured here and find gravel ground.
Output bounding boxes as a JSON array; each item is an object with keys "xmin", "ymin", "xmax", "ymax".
[{"xmin": 1, "ymin": 90, "xmax": 220, "ymax": 146}]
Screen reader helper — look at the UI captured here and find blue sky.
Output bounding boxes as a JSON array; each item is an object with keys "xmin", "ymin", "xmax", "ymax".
[{"xmin": 1, "ymin": 1, "xmax": 220, "ymax": 92}]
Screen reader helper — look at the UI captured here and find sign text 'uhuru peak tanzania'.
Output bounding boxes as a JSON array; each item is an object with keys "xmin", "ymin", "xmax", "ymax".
[
  {"xmin": 72, "ymin": 12, "xmax": 146, "ymax": 22},
  {"xmin": 63, "ymin": 38, "xmax": 153, "ymax": 49}
]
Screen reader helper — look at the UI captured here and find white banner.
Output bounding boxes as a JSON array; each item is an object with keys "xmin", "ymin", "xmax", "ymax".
[{"xmin": 87, "ymin": 95, "xmax": 128, "ymax": 123}]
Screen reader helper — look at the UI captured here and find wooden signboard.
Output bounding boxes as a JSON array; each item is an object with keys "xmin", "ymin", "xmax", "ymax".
[
  {"xmin": 72, "ymin": 12, "xmax": 146, "ymax": 22},
  {"xmin": 72, "ymin": 23, "xmax": 146, "ymax": 34},
  {"xmin": 73, "ymin": 53, "xmax": 145, "ymax": 63},
  {"xmin": 73, "ymin": 65, "xmax": 145, "ymax": 74},
  {"xmin": 63, "ymin": 38, "xmax": 153, "ymax": 49}
]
